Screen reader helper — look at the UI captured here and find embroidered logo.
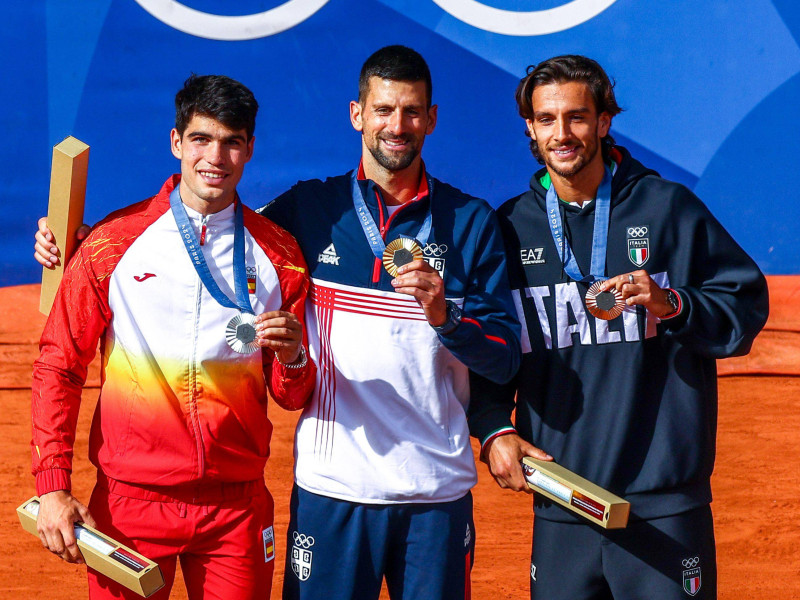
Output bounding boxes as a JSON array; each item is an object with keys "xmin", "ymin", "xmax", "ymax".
[
  {"xmin": 133, "ymin": 273, "xmax": 156, "ymax": 282},
  {"xmin": 682, "ymin": 556, "xmax": 701, "ymax": 596},
  {"xmin": 627, "ymin": 225, "xmax": 649, "ymax": 267},
  {"xmin": 247, "ymin": 265, "xmax": 257, "ymax": 294},
  {"xmin": 531, "ymin": 563, "xmax": 537, "ymax": 582},
  {"xmin": 464, "ymin": 524, "xmax": 472, "ymax": 548},
  {"xmin": 318, "ymin": 243, "xmax": 340, "ymax": 266},
  {"xmin": 423, "ymin": 243, "xmax": 447, "ymax": 278},
  {"xmin": 290, "ymin": 531, "xmax": 315, "ymax": 581},
  {"xmin": 262, "ymin": 526, "xmax": 275, "ymax": 563},
  {"xmin": 521, "ymin": 247, "xmax": 546, "ymax": 266}
]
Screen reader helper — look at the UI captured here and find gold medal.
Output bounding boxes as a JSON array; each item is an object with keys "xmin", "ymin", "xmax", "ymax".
[
  {"xmin": 382, "ymin": 238, "xmax": 423, "ymax": 277},
  {"xmin": 585, "ymin": 281, "xmax": 625, "ymax": 320},
  {"xmin": 225, "ymin": 312, "xmax": 260, "ymax": 354}
]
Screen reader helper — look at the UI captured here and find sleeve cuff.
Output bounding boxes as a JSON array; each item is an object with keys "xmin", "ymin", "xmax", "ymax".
[
  {"xmin": 35, "ymin": 468, "xmax": 71, "ymax": 496},
  {"xmin": 480, "ymin": 426, "xmax": 517, "ymax": 455}
]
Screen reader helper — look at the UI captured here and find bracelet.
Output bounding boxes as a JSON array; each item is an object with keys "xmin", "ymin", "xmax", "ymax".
[{"xmin": 275, "ymin": 345, "xmax": 308, "ymax": 369}]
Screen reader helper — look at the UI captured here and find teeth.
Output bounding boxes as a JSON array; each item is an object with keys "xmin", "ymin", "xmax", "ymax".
[{"xmin": 200, "ymin": 171, "xmax": 224, "ymax": 179}]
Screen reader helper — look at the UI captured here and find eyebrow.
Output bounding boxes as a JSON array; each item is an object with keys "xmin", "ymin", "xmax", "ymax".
[
  {"xmin": 534, "ymin": 107, "xmax": 591, "ymax": 118},
  {"xmin": 186, "ymin": 130, "xmax": 247, "ymax": 143}
]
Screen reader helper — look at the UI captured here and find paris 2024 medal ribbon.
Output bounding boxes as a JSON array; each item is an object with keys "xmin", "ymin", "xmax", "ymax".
[
  {"xmin": 584, "ymin": 280, "xmax": 625, "ymax": 320},
  {"xmin": 383, "ymin": 238, "xmax": 424, "ymax": 277},
  {"xmin": 170, "ymin": 187, "xmax": 258, "ymax": 354},
  {"xmin": 225, "ymin": 312, "xmax": 260, "ymax": 354}
]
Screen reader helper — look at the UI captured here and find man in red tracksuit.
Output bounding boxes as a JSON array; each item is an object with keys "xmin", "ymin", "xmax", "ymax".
[{"xmin": 32, "ymin": 74, "xmax": 315, "ymax": 599}]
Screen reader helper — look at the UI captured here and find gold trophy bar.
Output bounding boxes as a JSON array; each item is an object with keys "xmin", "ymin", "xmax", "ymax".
[
  {"xmin": 17, "ymin": 497, "xmax": 164, "ymax": 597},
  {"xmin": 40, "ymin": 136, "xmax": 89, "ymax": 315},
  {"xmin": 522, "ymin": 457, "xmax": 630, "ymax": 529}
]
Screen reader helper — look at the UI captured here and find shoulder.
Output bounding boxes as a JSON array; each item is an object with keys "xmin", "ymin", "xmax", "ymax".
[
  {"xmin": 243, "ymin": 206, "xmax": 309, "ymax": 277},
  {"xmin": 259, "ymin": 173, "xmax": 352, "ymax": 220},
  {"xmin": 430, "ymin": 176, "xmax": 492, "ymax": 214}
]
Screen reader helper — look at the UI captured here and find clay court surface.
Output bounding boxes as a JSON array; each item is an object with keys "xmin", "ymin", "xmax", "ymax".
[{"xmin": 2, "ymin": 279, "xmax": 798, "ymax": 598}]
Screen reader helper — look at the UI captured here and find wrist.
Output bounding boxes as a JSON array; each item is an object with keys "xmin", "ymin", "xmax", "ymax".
[
  {"xmin": 660, "ymin": 288, "xmax": 682, "ymax": 319},
  {"xmin": 431, "ymin": 300, "xmax": 462, "ymax": 335},
  {"xmin": 275, "ymin": 345, "xmax": 308, "ymax": 369}
]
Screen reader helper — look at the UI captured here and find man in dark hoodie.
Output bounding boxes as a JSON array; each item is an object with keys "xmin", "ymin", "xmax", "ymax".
[{"xmin": 468, "ymin": 55, "xmax": 769, "ymax": 599}]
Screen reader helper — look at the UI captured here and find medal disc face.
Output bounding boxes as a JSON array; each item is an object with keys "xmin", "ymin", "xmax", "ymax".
[
  {"xmin": 382, "ymin": 238, "xmax": 423, "ymax": 277},
  {"xmin": 585, "ymin": 281, "xmax": 625, "ymax": 320},
  {"xmin": 225, "ymin": 312, "xmax": 260, "ymax": 354}
]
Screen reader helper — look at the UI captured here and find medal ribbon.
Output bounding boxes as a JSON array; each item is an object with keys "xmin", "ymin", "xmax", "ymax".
[
  {"xmin": 170, "ymin": 187, "xmax": 254, "ymax": 315},
  {"xmin": 545, "ymin": 167, "xmax": 613, "ymax": 283},
  {"xmin": 351, "ymin": 170, "xmax": 434, "ymax": 259}
]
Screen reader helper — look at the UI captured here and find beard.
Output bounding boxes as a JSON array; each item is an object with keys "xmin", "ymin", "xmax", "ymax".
[
  {"xmin": 540, "ymin": 125, "xmax": 601, "ymax": 179},
  {"xmin": 366, "ymin": 134, "xmax": 419, "ymax": 171}
]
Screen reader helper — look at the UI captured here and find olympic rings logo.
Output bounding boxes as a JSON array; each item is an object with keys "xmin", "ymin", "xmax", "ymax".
[
  {"xmin": 627, "ymin": 226, "xmax": 649, "ymax": 238},
  {"xmin": 133, "ymin": 0, "xmax": 330, "ymax": 41},
  {"xmin": 133, "ymin": 0, "xmax": 617, "ymax": 40},
  {"xmin": 682, "ymin": 557, "xmax": 700, "ymax": 568},
  {"xmin": 293, "ymin": 532, "xmax": 315, "ymax": 548},
  {"xmin": 424, "ymin": 243, "xmax": 448, "ymax": 257},
  {"xmin": 431, "ymin": 0, "xmax": 619, "ymax": 37}
]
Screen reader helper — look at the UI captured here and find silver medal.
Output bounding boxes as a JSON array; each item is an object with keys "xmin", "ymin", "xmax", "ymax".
[{"xmin": 225, "ymin": 312, "xmax": 259, "ymax": 354}]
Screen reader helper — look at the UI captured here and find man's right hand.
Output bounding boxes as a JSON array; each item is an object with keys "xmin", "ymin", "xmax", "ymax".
[
  {"xmin": 36, "ymin": 490, "xmax": 96, "ymax": 564},
  {"xmin": 34, "ymin": 217, "xmax": 91, "ymax": 268},
  {"xmin": 483, "ymin": 433, "xmax": 553, "ymax": 493}
]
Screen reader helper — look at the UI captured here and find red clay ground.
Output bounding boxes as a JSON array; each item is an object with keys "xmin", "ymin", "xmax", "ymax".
[{"xmin": 1, "ymin": 279, "xmax": 798, "ymax": 598}]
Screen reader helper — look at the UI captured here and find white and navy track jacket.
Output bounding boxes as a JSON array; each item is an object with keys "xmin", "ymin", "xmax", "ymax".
[{"xmin": 260, "ymin": 165, "xmax": 521, "ymax": 504}]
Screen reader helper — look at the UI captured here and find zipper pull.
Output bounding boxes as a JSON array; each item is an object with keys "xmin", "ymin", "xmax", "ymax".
[{"xmin": 199, "ymin": 215, "xmax": 208, "ymax": 246}]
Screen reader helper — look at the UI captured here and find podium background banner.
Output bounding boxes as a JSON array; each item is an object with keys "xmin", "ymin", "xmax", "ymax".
[{"xmin": 3, "ymin": 1, "xmax": 800, "ymax": 284}]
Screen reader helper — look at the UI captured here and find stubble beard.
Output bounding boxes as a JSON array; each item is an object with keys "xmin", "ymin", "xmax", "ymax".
[{"xmin": 368, "ymin": 135, "xmax": 419, "ymax": 172}]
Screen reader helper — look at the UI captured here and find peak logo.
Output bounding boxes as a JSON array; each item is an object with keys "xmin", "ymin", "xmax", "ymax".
[
  {"xmin": 430, "ymin": 0, "xmax": 619, "ymax": 36},
  {"xmin": 133, "ymin": 0, "xmax": 330, "ymax": 41},
  {"xmin": 318, "ymin": 243, "xmax": 340, "ymax": 266}
]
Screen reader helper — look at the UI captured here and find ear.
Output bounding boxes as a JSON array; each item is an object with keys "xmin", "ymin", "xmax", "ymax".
[
  {"xmin": 525, "ymin": 119, "xmax": 536, "ymax": 141},
  {"xmin": 350, "ymin": 100, "xmax": 364, "ymax": 133},
  {"xmin": 170, "ymin": 128, "xmax": 182, "ymax": 160},
  {"xmin": 598, "ymin": 112, "xmax": 611, "ymax": 138},
  {"xmin": 245, "ymin": 135, "xmax": 255, "ymax": 163},
  {"xmin": 425, "ymin": 104, "xmax": 438, "ymax": 135}
]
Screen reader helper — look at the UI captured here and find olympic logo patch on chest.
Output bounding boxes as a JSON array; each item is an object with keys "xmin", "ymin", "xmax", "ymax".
[
  {"xmin": 627, "ymin": 225, "xmax": 650, "ymax": 267},
  {"xmin": 423, "ymin": 243, "xmax": 447, "ymax": 278}
]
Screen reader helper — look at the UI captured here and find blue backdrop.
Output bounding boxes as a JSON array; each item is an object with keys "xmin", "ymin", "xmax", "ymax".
[{"xmin": 3, "ymin": 1, "xmax": 799, "ymax": 285}]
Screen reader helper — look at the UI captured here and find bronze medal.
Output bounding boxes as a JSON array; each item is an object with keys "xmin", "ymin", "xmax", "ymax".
[
  {"xmin": 382, "ymin": 238, "xmax": 423, "ymax": 277},
  {"xmin": 585, "ymin": 281, "xmax": 625, "ymax": 320},
  {"xmin": 225, "ymin": 312, "xmax": 260, "ymax": 354}
]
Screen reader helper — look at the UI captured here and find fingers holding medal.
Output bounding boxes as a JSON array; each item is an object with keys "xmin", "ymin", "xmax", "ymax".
[
  {"xmin": 596, "ymin": 269, "xmax": 673, "ymax": 318},
  {"xmin": 254, "ymin": 310, "xmax": 304, "ymax": 364},
  {"xmin": 388, "ymin": 239, "xmax": 448, "ymax": 327}
]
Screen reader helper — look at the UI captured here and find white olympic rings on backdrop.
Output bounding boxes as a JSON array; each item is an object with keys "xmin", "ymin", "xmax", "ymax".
[
  {"xmin": 430, "ymin": 0, "xmax": 620, "ymax": 36},
  {"xmin": 133, "ymin": 0, "xmax": 616, "ymax": 40},
  {"xmin": 133, "ymin": 0, "xmax": 330, "ymax": 41}
]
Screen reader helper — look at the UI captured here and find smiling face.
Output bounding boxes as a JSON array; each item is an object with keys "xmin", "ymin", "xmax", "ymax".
[
  {"xmin": 350, "ymin": 77, "xmax": 437, "ymax": 175},
  {"xmin": 527, "ymin": 81, "xmax": 610, "ymax": 181},
  {"xmin": 170, "ymin": 114, "xmax": 254, "ymax": 214}
]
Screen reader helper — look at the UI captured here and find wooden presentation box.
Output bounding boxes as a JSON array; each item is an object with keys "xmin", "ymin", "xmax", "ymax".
[
  {"xmin": 522, "ymin": 457, "xmax": 631, "ymax": 529},
  {"xmin": 17, "ymin": 497, "xmax": 164, "ymax": 597}
]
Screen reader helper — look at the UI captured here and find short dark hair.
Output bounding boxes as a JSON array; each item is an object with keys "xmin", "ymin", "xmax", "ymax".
[
  {"xmin": 175, "ymin": 74, "xmax": 259, "ymax": 140},
  {"xmin": 515, "ymin": 55, "xmax": 622, "ymax": 163},
  {"xmin": 358, "ymin": 45, "xmax": 433, "ymax": 108}
]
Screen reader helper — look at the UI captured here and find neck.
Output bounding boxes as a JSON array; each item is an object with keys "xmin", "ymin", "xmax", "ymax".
[
  {"xmin": 548, "ymin": 156, "xmax": 605, "ymax": 206},
  {"xmin": 361, "ymin": 153, "xmax": 422, "ymax": 206},
  {"xmin": 179, "ymin": 181, "xmax": 235, "ymax": 216}
]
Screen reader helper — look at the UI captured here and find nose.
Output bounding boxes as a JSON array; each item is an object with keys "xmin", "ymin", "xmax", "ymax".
[
  {"xmin": 553, "ymin": 117, "xmax": 571, "ymax": 142},
  {"xmin": 386, "ymin": 110, "xmax": 405, "ymax": 136},
  {"xmin": 206, "ymin": 141, "xmax": 225, "ymax": 165}
]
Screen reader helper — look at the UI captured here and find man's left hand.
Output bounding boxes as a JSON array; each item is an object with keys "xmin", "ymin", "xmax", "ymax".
[
  {"xmin": 391, "ymin": 259, "xmax": 447, "ymax": 326},
  {"xmin": 600, "ymin": 269, "xmax": 675, "ymax": 318},
  {"xmin": 255, "ymin": 310, "xmax": 303, "ymax": 365}
]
